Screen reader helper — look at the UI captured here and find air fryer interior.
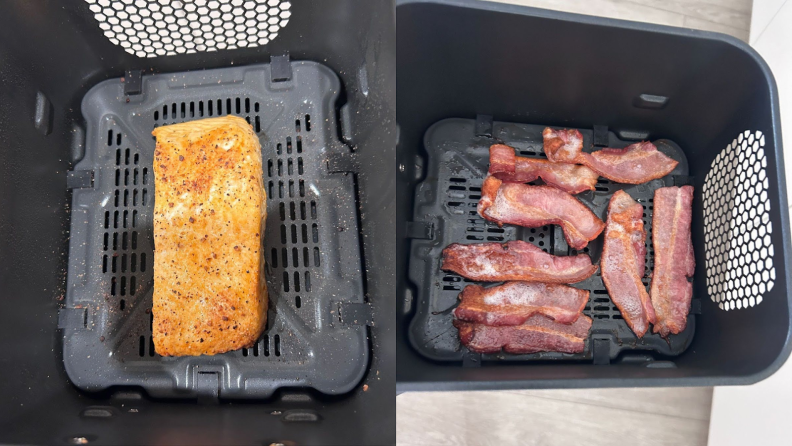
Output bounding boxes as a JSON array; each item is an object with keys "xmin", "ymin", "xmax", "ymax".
[
  {"xmin": 0, "ymin": 1, "xmax": 395, "ymax": 445},
  {"xmin": 396, "ymin": 0, "xmax": 791, "ymax": 391},
  {"xmin": 408, "ymin": 118, "xmax": 696, "ymax": 364}
]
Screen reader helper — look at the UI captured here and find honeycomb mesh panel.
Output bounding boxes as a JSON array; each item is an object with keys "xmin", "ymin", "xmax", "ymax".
[
  {"xmin": 84, "ymin": 0, "xmax": 291, "ymax": 58},
  {"xmin": 703, "ymin": 130, "xmax": 776, "ymax": 310}
]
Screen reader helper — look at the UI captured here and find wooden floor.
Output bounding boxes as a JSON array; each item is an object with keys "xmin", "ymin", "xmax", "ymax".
[
  {"xmin": 500, "ymin": 0, "xmax": 752, "ymax": 42},
  {"xmin": 397, "ymin": 1, "xmax": 751, "ymax": 445},
  {"xmin": 398, "ymin": 387, "xmax": 714, "ymax": 446}
]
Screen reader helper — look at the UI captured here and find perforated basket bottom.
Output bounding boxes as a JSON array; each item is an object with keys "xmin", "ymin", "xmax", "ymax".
[
  {"xmin": 63, "ymin": 61, "xmax": 367, "ymax": 398},
  {"xmin": 407, "ymin": 118, "xmax": 697, "ymax": 363}
]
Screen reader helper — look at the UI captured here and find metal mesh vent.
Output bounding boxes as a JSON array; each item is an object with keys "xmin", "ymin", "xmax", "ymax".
[
  {"xmin": 84, "ymin": 0, "xmax": 292, "ymax": 58},
  {"xmin": 703, "ymin": 130, "xmax": 775, "ymax": 310}
]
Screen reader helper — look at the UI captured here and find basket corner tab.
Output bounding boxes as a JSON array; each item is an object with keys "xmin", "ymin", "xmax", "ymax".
[
  {"xmin": 58, "ymin": 307, "xmax": 88, "ymax": 330},
  {"xmin": 334, "ymin": 302, "xmax": 372, "ymax": 327}
]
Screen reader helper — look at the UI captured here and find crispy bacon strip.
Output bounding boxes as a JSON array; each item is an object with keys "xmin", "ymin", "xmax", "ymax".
[
  {"xmin": 651, "ymin": 186, "xmax": 695, "ymax": 337},
  {"xmin": 584, "ymin": 142, "xmax": 678, "ymax": 184},
  {"xmin": 478, "ymin": 176, "xmax": 605, "ymax": 250},
  {"xmin": 441, "ymin": 240, "xmax": 598, "ymax": 284},
  {"xmin": 454, "ymin": 314, "xmax": 593, "ymax": 354},
  {"xmin": 601, "ymin": 190, "xmax": 656, "ymax": 337},
  {"xmin": 542, "ymin": 128, "xmax": 678, "ymax": 184},
  {"xmin": 489, "ymin": 144, "xmax": 517, "ymax": 174},
  {"xmin": 454, "ymin": 282, "xmax": 589, "ymax": 325},
  {"xmin": 489, "ymin": 144, "xmax": 598, "ymax": 194}
]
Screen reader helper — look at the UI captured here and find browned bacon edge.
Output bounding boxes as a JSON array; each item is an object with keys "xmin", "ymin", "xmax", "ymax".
[
  {"xmin": 454, "ymin": 314, "xmax": 593, "ymax": 354},
  {"xmin": 488, "ymin": 144, "xmax": 598, "ymax": 194},
  {"xmin": 453, "ymin": 282, "xmax": 589, "ymax": 325},
  {"xmin": 441, "ymin": 240, "xmax": 598, "ymax": 284},
  {"xmin": 478, "ymin": 176, "xmax": 605, "ymax": 250},
  {"xmin": 542, "ymin": 128, "xmax": 584, "ymax": 164},
  {"xmin": 542, "ymin": 127, "xmax": 679, "ymax": 185},
  {"xmin": 651, "ymin": 186, "xmax": 695, "ymax": 337},
  {"xmin": 489, "ymin": 144, "xmax": 516, "ymax": 175},
  {"xmin": 582, "ymin": 142, "xmax": 679, "ymax": 184}
]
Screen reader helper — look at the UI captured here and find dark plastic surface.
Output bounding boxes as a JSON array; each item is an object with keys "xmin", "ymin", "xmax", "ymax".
[
  {"xmin": 408, "ymin": 118, "xmax": 694, "ymax": 363},
  {"xmin": 64, "ymin": 61, "xmax": 367, "ymax": 399},
  {"xmin": 0, "ymin": 0, "xmax": 395, "ymax": 444},
  {"xmin": 397, "ymin": 0, "xmax": 791, "ymax": 392}
]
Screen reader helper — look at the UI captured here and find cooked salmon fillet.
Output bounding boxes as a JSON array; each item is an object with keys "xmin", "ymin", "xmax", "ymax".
[{"xmin": 151, "ymin": 116, "xmax": 267, "ymax": 356}]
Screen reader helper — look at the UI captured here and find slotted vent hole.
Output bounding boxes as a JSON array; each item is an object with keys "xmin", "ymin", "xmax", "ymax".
[
  {"xmin": 104, "ymin": 129, "xmax": 146, "ymax": 330},
  {"xmin": 267, "ymin": 119, "xmax": 318, "ymax": 346},
  {"xmin": 153, "ymin": 97, "xmax": 264, "ymax": 134}
]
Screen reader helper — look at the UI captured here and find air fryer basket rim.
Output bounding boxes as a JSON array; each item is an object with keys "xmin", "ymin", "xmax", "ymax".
[
  {"xmin": 395, "ymin": 0, "xmax": 792, "ymax": 391},
  {"xmin": 0, "ymin": 1, "xmax": 395, "ymax": 444},
  {"xmin": 62, "ymin": 61, "xmax": 370, "ymax": 399},
  {"xmin": 397, "ymin": 0, "xmax": 763, "ymax": 62},
  {"xmin": 397, "ymin": 0, "xmax": 782, "ymax": 94}
]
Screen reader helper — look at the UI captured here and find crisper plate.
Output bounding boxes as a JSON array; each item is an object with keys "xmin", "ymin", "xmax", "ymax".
[
  {"xmin": 63, "ymin": 61, "xmax": 368, "ymax": 398},
  {"xmin": 408, "ymin": 118, "xmax": 696, "ymax": 363}
]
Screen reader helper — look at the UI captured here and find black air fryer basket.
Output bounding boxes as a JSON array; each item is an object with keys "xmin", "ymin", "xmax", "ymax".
[
  {"xmin": 0, "ymin": 1, "xmax": 395, "ymax": 445},
  {"xmin": 396, "ymin": 0, "xmax": 792, "ymax": 391}
]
